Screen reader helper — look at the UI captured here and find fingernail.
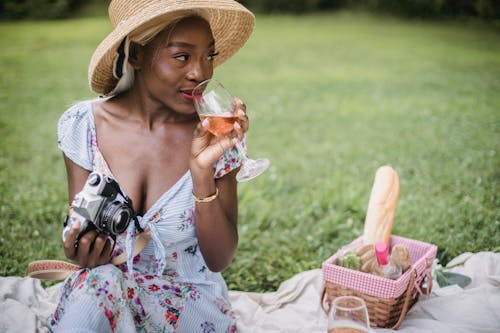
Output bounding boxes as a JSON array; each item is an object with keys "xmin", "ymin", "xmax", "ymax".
[
  {"xmin": 233, "ymin": 121, "xmax": 241, "ymax": 130},
  {"xmin": 238, "ymin": 109, "xmax": 245, "ymax": 116},
  {"xmin": 201, "ymin": 118, "xmax": 209, "ymax": 127}
]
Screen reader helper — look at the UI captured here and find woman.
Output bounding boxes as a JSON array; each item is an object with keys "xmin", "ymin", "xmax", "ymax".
[{"xmin": 49, "ymin": 0, "xmax": 255, "ymax": 332}]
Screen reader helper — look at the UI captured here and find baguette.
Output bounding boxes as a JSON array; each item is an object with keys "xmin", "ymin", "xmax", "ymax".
[{"xmin": 363, "ymin": 166, "xmax": 400, "ymax": 245}]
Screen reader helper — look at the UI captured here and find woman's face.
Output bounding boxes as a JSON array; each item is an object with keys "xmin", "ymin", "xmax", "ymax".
[{"xmin": 138, "ymin": 16, "xmax": 216, "ymax": 115}]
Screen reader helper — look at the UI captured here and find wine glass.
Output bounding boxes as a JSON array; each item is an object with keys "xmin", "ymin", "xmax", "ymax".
[
  {"xmin": 192, "ymin": 79, "xmax": 270, "ymax": 182},
  {"xmin": 327, "ymin": 296, "xmax": 371, "ymax": 333}
]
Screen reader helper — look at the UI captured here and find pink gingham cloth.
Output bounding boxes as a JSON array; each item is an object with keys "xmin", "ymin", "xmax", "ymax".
[{"xmin": 322, "ymin": 235, "xmax": 437, "ymax": 299}]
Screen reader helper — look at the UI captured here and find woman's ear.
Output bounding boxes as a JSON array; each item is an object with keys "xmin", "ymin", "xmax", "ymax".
[{"xmin": 128, "ymin": 42, "xmax": 143, "ymax": 69}]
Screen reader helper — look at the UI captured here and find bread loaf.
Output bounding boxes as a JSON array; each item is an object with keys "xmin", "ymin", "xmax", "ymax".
[
  {"xmin": 363, "ymin": 166, "xmax": 400, "ymax": 245},
  {"xmin": 390, "ymin": 243, "xmax": 411, "ymax": 272}
]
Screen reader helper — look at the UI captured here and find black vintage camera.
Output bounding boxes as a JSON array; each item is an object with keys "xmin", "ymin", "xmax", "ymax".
[{"xmin": 62, "ymin": 172, "xmax": 135, "ymax": 242}]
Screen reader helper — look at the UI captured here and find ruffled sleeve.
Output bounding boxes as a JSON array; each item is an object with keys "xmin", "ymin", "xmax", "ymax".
[
  {"xmin": 214, "ymin": 139, "xmax": 245, "ymax": 179},
  {"xmin": 57, "ymin": 101, "xmax": 95, "ymax": 171}
]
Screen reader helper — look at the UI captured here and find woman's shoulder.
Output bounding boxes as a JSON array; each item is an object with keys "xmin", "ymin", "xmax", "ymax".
[
  {"xmin": 57, "ymin": 99, "xmax": 99, "ymax": 171},
  {"xmin": 57, "ymin": 99, "xmax": 98, "ymax": 147},
  {"xmin": 58, "ymin": 99, "xmax": 96, "ymax": 126}
]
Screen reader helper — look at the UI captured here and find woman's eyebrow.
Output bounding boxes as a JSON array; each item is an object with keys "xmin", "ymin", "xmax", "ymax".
[{"xmin": 167, "ymin": 39, "xmax": 216, "ymax": 49}]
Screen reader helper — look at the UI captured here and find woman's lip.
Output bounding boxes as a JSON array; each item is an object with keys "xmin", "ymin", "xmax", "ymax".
[{"xmin": 181, "ymin": 90, "xmax": 195, "ymax": 101}]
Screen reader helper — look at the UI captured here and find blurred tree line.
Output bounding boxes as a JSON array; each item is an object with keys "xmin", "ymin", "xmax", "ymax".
[
  {"xmin": 0, "ymin": 0, "xmax": 86, "ymax": 20},
  {"xmin": 240, "ymin": 0, "xmax": 499, "ymax": 19},
  {"xmin": 0, "ymin": 0, "xmax": 498, "ymax": 21}
]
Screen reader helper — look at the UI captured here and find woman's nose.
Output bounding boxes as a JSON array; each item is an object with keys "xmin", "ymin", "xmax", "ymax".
[{"xmin": 187, "ymin": 59, "xmax": 212, "ymax": 81}]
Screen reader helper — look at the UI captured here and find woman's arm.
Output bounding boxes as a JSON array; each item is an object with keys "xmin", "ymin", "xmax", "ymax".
[
  {"xmin": 189, "ymin": 99, "xmax": 248, "ymax": 272},
  {"xmin": 191, "ymin": 168, "xmax": 239, "ymax": 272}
]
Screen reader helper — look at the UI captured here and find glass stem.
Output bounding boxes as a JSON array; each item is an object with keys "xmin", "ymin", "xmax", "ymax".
[{"xmin": 232, "ymin": 138, "xmax": 248, "ymax": 164}]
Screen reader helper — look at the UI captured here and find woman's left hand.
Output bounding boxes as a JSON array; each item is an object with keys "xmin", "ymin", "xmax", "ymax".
[{"xmin": 190, "ymin": 97, "xmax": 248, "ymax": 173}]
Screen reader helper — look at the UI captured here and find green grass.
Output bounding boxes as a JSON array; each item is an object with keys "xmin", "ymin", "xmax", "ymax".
[{"xmin": 0, "ymin": 12, "xmax": 499, "ymax": 292}]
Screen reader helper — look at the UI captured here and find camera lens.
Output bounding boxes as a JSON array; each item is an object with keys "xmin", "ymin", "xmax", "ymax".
[
  {"xmin": 113, "ymin": 210, "xmax": 131, "ymax": 233},
  {"xmin": 99, "ymin": 200, "xmax": 132, "ymax": 235}
]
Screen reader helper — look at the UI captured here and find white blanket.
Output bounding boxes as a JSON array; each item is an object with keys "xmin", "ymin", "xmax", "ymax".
[{"xmin": 1, "ymin": 252, "xmax": 499, "ymax": 332}]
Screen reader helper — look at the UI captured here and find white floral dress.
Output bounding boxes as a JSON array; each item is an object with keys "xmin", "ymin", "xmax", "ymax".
[{"xmin": 48, "ymin": 100, "xmax": 242, "ymax": 333}]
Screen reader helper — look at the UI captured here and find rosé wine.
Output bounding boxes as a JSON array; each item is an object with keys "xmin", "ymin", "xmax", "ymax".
[{"xmin": 201, "ymin": 114, "xmax": 239, "ymax": 137}]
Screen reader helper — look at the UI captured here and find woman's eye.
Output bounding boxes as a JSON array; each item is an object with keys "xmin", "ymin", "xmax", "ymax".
[
  {"xmin": 208, "ymin": 52, "xmax": 220, "ymax": 61},
  {"xmin": 174, "ymin": 54, "xmax": 189, "ymax": 61}
]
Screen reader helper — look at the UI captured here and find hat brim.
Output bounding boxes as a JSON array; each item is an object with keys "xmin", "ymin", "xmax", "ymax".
[{"xmin": 89, "ymin": 2, "xmax": 255, "ymax": 95}]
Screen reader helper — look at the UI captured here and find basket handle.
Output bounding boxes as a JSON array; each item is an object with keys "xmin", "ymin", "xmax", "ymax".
[
  {"xmin": 419, "ymin": 273, "xmax": 433, "ymax": 295},
  {"xmin": 320, "ymin": 285, "xmax": 329, "ymax": 315},
  {"xmin": 415, "ymin": 257, "xmax": 434, "ymax": 296},
  {"xmin": 391, "ymin": 269, "xmax": 417, "ymax": 330}
]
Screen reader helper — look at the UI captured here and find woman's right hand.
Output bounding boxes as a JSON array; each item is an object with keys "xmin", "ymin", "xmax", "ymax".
[
  {"xmin": 63, "ymin": 220, "xmax": 114, "ymax": 268},
  {"xmin": 190, "ymin": 97, "xmax": 248, "ymax": 175}
]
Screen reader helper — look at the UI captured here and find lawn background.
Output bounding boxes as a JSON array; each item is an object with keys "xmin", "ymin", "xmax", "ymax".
[{"xmin": 0, "ymin": 11, "xmax": 498, "ymax": 292}]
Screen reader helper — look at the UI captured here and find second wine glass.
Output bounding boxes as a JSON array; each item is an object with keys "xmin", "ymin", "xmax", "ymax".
[
  {"xmin": 327, "ymin": 296, "xmax": 371, "ymax": 333},
  {"xmin": 192, "ymin": 79, "xmax": 269, "ymax": 182}
]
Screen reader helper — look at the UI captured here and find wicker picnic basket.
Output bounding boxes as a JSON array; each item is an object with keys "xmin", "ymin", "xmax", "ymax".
[{"xmin": 321, "ymin": 235, "xmax": 437, "ymax": 330}]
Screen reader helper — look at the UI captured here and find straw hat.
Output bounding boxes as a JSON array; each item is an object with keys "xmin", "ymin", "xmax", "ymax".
[{"xmin": 88, "ymin": 0, "xmax": 255, "ymax": 96}]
